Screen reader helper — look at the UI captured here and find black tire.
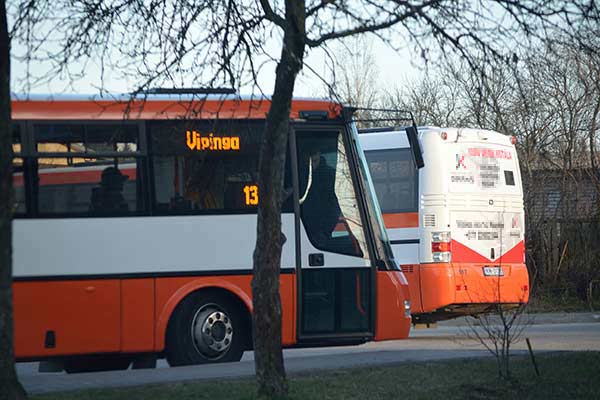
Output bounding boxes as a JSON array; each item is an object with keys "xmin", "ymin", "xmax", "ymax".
[
  {"xmin": 166, "ymin": 291, "xmax": 246, "ymax": 366},
  {"xmin": 64, "ymin": 355, "xmax": 132, "ymax": 373}
]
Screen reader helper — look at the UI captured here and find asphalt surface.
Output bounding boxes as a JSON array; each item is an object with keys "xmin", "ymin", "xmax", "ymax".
[{"xmin": 17, "ymin": 313, "xmax": 600, "ymax": 394}]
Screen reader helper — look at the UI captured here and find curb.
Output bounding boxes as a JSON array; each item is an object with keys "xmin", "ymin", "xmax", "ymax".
[{"xmin": 437, "ymin": 312, "xmax": 600, "ymax": 327}]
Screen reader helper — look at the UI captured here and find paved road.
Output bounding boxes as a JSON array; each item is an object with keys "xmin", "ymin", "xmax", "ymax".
[{"xmin": 18, "ymin": 322, "xmax": 600, "ymax": 394}]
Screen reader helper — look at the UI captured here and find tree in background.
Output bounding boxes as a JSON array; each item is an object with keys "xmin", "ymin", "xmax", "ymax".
[
  {"xmin": 383, "ymin": 72, "xmax": 465, "ymax": 127},
  {"xmin": 3, "ymin": 1, "xmax": 600, "ymax": 398},
  {"xmin": 325, "ymin": 36, "xmax": 380, "ymax": 126},
  {"xmin": 1, "ymin": 0, "xmax": 27, "ymax": 398}
]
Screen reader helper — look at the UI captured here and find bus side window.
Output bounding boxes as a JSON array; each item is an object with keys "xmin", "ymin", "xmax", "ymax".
[
  {"xmin": 149, "ymin": 121, "xmax": 262, "ymax": 214},
  {"xmin": 32, "ymin": 123, "xmax": 142, "ymax": 216},
  {"xmin": 365, "ymin": 148, "xmax": 418, "ymax": 213}
]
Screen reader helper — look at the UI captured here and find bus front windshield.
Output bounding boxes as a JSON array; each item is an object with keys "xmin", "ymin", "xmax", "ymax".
[{"xmin": 349, "ymin": 123, "xmax": 398, "ymax": 270}]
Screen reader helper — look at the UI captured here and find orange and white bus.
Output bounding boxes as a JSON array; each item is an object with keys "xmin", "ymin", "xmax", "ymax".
[
  {"xmin": 359, "ymin": 126, "xmax": 529, "ymax": 323},
  {"xmin": 10, "ymin": 93, "xmax": 411, "ymax": 373}
]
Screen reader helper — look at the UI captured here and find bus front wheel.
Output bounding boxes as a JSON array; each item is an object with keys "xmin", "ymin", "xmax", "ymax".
[{"xmin": 166, "ymin": 291, "xmax": 246, "ymax": 366}]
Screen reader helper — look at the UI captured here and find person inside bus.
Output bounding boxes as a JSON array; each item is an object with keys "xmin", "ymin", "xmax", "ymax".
[
  {"xmin": 90, "ymin": 166, "xmax": 129, "ymax": 214},
  {"xmin": 182, "ymin": 157, "xmax": 221, "ymax": 210},
  {"xmin": 299, "ymin": 148, "xmax": 341, "ymax": 247}
]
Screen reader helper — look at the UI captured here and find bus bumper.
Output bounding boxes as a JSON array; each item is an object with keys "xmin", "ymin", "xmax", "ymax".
[{"xmin": 374, "ymin": 270, "xmax": 411, "ymax": 340}]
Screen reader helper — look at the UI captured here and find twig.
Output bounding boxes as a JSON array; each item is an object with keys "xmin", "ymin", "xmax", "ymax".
[{"xmin": 526, "ymin": 338, "xmax": 541, "ymax": 377}]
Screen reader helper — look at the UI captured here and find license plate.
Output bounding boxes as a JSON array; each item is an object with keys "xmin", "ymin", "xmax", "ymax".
[{"xmin": 483, "ymin": 266, "xmax": 504, "ymax": 276}]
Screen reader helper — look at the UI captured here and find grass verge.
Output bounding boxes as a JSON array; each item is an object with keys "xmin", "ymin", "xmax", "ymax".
[
  {"xmin": 32, "ymin": 352, "xmax": 600, "ymax": 400},
  {"xmin": 527, "ymin": 291, "xmax": 594, "ymax": 313}
]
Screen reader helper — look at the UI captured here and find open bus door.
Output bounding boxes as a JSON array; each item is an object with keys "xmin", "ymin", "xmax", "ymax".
[{"xmin": 293, "ymin": 126, "xmax": 374, "ymax": 342}]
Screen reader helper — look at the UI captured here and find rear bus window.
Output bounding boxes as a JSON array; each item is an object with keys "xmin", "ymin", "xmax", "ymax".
[{"xmin": 504, "ymin": 170, "xmax": 515, "ymax": 186}]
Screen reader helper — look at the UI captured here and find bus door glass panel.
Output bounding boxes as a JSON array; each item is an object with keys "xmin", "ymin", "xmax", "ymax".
[
  {"xmin": 32, "ymin": 123, "xmax": 142, "ymax": 216},
  {"xmin": 296, "ymin": 129, "xmax": 372, "ymax": 336}
]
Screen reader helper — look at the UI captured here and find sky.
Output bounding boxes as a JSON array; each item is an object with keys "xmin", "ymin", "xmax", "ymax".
[
  {"xmin": 299, "ymin": 38, "xmax": 421, "ymax": 98},
  {"xmin": 10, "ymin": 32, "xmax": 421, "ymax": 100}
]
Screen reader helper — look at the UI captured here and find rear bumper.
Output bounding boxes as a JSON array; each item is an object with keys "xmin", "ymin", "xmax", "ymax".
[
  {"xmin": 413, "ymin": 302, "xmax": 525, "ymax": 324},
  {"xmin": 416, "ymin": 262, "xmax": 529, "ymax": 321}
]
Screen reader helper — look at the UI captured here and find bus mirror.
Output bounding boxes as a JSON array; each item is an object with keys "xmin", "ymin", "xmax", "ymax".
[{"xmin": 405, "ymin": 126, "xmax": 424, "ymax": 169}]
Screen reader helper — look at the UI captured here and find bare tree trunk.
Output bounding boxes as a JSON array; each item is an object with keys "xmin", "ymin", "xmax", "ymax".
[
  {"xmin": 589, "ymin": 96, "xmax": 599, "ymax": 171},
  {"xmin": 0, "ymin": 1, "xmax": 27, "ymax": 399},
  {"xmin": 251, "ymin": 1, "xmax": 305, "ymax": 398}
]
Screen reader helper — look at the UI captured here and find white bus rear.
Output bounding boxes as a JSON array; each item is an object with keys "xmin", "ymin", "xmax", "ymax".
[{"xmin": 360, "ymin": 127, "xmax": 529, "ymax": 323}]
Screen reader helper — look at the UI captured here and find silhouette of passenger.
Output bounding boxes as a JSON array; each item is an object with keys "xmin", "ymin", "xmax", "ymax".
[
  {"xmin": 300, "ymin": 150, "xmax": 341, "ymax": 246},
  {"xmin": 90, "ymin": 167, "xmax": 129, "ymax": 214}
]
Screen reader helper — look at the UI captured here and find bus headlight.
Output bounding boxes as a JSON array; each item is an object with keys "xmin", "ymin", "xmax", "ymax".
[{"xmin": 404, "ymin": 300, "xmax": 411, "ymax": 317}]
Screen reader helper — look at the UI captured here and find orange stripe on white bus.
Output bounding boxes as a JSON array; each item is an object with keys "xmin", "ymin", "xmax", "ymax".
[{"xmin": 382, "ymin": 212, "xmax": 419, "ymax": 228}]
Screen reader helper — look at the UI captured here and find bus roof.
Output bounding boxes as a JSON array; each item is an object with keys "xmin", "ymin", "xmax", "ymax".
[
  {"xmin": 11, "ymin": 93, "xmax": 343, "ymax": 121},
  {"xmin": 360, "ymin": 126, "xmax": 514, "ymax": 149}
]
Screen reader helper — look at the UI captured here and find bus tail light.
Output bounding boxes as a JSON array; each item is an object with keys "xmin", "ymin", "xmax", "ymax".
[
  {"xmin": 432, "ymin": 242, "xmax": 450, "ymax": 252},
  {"xmin": 440, "ymin": 131, "xmax": 448, "ymax": 140},
  {"xmin": 432, "ymin": 231, "xmax": 451, "ymax": 263},
  {"xmin": 511, "ymin": 135, "xmax": 517, "ymax": 145}
]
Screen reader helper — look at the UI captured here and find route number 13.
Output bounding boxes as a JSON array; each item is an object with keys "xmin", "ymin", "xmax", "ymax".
[{"xmin": 243, "ymin": 185, "xmax": 259, "ymax": 206}]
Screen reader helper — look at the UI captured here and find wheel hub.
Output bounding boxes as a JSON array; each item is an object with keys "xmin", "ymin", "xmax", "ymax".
[{"xmin": 192, "ymin": 307, "xmax": 233, "ymax": 357}]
